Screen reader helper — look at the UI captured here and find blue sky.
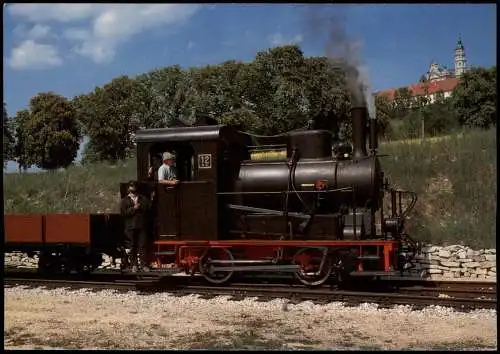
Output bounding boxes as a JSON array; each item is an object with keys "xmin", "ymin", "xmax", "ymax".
[{"xmin": 3, "ymin": 3, "xmax": 497, "ymax": 172}]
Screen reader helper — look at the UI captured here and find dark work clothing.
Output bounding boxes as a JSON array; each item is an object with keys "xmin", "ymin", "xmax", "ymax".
[
  {"xmin": 123, "ymin": 229, "xmax": 148, "ymax": 267},
  {"xmin": 120, "ymin": 195, "xmax": 150, "ymax": 230},
  {"xmin": 123, "ymin": 228, "xmax": 147, "ymax": 250},
  {"xmin": 120, "ymin": 194, "xmax": 151, "ymax": 269}
]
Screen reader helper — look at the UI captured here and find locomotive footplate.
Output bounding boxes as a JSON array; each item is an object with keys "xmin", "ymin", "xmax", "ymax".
[{"xmin": 153, "ymin": 239, "xmax": 402, "ymax": 286}]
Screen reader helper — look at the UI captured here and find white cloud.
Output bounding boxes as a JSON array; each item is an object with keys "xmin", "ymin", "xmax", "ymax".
[
  {"xmin": 8, "ymin": 4, "xmax": 201, "ymax": 65},
  {"xmin": 8, "ymin": 40, "xmax": 62, "ymax": 70},
  {"xmin": 14, "ymin": 23, "xmax": 52, "ymax": 39},
  {"xmin": 63, "ymin": 28, "xmax": 89, "ymax": 41},
  {"xmin": 187, "ymin": 40, "xmax": 195, "ymax": 50},
  {"xmin": 8, "ymin": 4, "xmax": 105, "ymax": 23},
  {"xmin": 27, "ymin": 24, "xmax": 51, "ymax": 39},
  {"xmin": 269, "ymin": 33, "xmax": 303, "ymax": 46}
]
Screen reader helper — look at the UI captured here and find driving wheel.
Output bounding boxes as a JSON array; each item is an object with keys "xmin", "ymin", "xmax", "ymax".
[
  {"xmin": 199, "ymin": 247, "xmax": 235, "ymax": 285},
  {"xmin": 293, "ymin": 247, "xmax": 332, "ymax": 287}
]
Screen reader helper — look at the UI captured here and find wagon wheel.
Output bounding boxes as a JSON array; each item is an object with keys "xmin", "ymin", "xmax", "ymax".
[
  {"xmin": 38, "ymin": 252, "xmax": 62, "ymax": 274},
  {"xmin": 37, "ymin": 252, "xmax": 54, "ymax": 274},
  {"xmin": 292, "ymin": 247, "xmax": 332, "ymax": 287},
  {"xmin": 199, "ymin": 248, "xmax": 235, "ymax": 285},
  {"xmin": 80, "ymin": 253, "xmax": 103, "ymax": 274}
]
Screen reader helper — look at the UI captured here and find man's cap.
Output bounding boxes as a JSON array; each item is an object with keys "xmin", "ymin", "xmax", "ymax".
[{"xmin": 163, "ymin": 151, "xmax": 176, "ymax": 160}]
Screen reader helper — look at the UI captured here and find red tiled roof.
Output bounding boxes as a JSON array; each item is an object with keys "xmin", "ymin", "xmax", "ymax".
[
  {"xmin": 377, "ymin": 77, "xmax": 460, "ymax": 101},
  {"xmin": 377, "ymin": 88, "xmax": 397, "ymax": 101}
]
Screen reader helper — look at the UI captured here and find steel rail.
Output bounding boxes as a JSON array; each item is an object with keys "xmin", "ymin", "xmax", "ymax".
[
  {"xmin": 4, "ymin": 274, "xmax": 496, "ymax": 311},
  {"xmin": 5, "ymin": 267, "xmax": 495, "ymax": 289},
  {"xmin": 173, "ymin": 285, "xmax": 497, "ymax": 311}
]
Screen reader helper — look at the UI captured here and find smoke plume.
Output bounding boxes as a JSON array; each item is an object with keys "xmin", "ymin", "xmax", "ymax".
[{"xmin": 303, "ymin": 5, "xmax": 376, "ymax": 118}]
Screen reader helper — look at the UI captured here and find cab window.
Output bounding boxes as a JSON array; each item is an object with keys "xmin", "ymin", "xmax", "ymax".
[{"xmin": 148, "ymin": 142, "xmax": 195, "ymax": 182}]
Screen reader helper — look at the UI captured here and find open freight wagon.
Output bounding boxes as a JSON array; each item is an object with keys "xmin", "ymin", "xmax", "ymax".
[{"xmin": 4, "ymin": 213, "xmax": 123, "ymax": 272}]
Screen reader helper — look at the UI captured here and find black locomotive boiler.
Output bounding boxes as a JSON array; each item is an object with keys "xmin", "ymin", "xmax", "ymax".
[{"xmin": 231, "ymin": 106, "xmax": 385, "ymax": 242}]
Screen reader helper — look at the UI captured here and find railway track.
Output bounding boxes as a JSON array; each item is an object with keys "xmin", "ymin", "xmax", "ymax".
[{"xmin": 4, "ymin": 270, "xmax": 496, "ymax": 311}]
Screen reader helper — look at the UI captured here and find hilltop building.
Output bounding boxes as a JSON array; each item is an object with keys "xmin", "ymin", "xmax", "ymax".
[{"xmin": 376, "ymin": 37, "xmax": 470, "ymax": 104}]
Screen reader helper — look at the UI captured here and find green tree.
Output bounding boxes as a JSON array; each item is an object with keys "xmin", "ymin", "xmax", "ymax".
[
  {"xmin": 301, "ymin": 56, "xmax": 351, "ymax": 138},
  {"xmin": 424, "ymin": 91, "xmax": 458, "ymax": 136},
  {"xmin": 135, "ymin": 65, "xmax": 188, "ymax": 128},
  {"xmin": 184, "ymin": 60, "xmax": 260, "ymax": 130},
  {"xmin": 12, "ymin": 109, "xmax": 32, "ymax": 171},
  {"xmin": 393, "ymin": 87, "xmax": 414, "ymax": 119},
  {"xmin": 80, "ymin": 138, "xmax": 101, "ymax": 165},
  {"xmin": 74, "ymin": 76, "xmax": 143, "ymax": 162},
  {"xmin": 398, "ymin": 109, "xmax": 423, "ymax": 139},
  {"xmin": 181, "ymin": 60, "xmax": 259, "ymax": 127},
  {"xmin": 72, "ymin": 45, "xmax": 412, "ymax": 149},
  {"xmin": 451, "ymin": 66, "xmax": 497, "ymax": 128},
  {"xmin": 225, "ymin": 61, "xmax": 266, "ymax": 131},
  {"xmin": 373, "ymin": 95, "xmax": 394, "ymax": 138},
  {"xmin": 218, "ymin": 60, "xmax": 248, "ymax": 111},
  {"xmin": 247, "ymin": 45, "xmax": 310, "ymax": 134},
  {"xmin": 182, "ymin": 64, "xmax": 224, "ymax": 122},
  {"xmin": 3, "ymin": 102, "xmax": 15, "ymax": 167},
  {"xmin": 219, "ymin": 107, "xmax": 262, "ymax": 131},
  {"xmin": 19, "ymin": 93, "xmax": 80, "ymax": 170}
]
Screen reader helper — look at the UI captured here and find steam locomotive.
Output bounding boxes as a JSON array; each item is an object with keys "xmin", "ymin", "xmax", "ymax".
[{"xmin": 4, "ymin": 103, "xmax": 418, "ymax": 287}]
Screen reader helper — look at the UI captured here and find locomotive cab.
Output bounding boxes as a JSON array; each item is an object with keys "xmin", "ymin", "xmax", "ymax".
[{"xmin": 126, "ymin": 125, "xmax": 250, "ymax": 242}]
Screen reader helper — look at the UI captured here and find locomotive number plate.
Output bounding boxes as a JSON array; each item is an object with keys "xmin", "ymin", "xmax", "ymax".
[{"xmin": 198, "ymin": 154, "xmax": 212, "ymax": 169}]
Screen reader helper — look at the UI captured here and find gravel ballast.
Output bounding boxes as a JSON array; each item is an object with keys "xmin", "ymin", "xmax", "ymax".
[{"xmin": 4, "ymin": 286, "xmax": 497, "ymax": 350}]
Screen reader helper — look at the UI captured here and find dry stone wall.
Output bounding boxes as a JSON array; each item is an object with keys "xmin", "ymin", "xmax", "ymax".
[
  {"xmin": 406, "ymin": 244, "xmax": 496, "ymax": 280},
  {"xmin": 3, "ymin": 253, "xmax": 122, "ymax": 271}
]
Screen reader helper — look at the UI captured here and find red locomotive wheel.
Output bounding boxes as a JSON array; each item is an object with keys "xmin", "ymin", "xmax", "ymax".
[{"xmin": 292, "ymin": 247, "xmax": 332, "ymax": 287}]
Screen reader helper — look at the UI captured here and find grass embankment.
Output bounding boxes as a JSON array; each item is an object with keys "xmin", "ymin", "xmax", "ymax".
[
  {"xmin": 3, "ymin": 129, "xmax": 496, "ymax": 248},
  {"xmin": 379, "ymin": 128, "xmax": 496, "ymax": 249},
  {"xmin": 4, "ymin": 160, "xmax": 136, "ymax": 214}
]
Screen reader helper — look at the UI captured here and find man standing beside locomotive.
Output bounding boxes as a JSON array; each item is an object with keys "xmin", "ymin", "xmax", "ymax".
[
  {"xmin": 120, "ymin": 181, "xmax": 151, "ymax": 273},
  {"xmin": 158, "ymin": 151, "xmax": 179, "ymax": 185}
]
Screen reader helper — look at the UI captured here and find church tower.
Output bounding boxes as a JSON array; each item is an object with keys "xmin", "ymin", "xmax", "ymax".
[{"xmin": 454, "ymin": 36, "xmax": 468, "ymax": 77}]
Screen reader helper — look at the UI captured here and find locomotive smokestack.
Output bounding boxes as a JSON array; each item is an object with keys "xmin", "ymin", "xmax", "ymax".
[
  {"xmin": 367, "ymin": 92, "xmax": 378, "ymax": 154},
  {"xmin": 351, "ymin": 105, "xmax": 368, "ymax": 160},
  {"xmin": 369, "ymin": 117, "xmax": 378, "ymax": 153}
]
